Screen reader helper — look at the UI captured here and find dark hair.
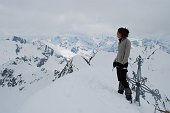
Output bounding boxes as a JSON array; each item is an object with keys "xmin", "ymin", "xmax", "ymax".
[{"xmin": 118, "ymin": 27, "xmax": 129, "ymax": 38}]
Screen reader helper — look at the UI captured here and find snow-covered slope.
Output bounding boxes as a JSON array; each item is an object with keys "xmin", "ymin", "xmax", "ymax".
[
  {"xmin": 18, "ymin": 59, "xmax": 150, "ymax": 113},
  {"xmin": 0, "ymin": 35, "xmax": 170, "ymax": 113},
  {"xmin": 0, "ymin": 36, "xmax": 91, "ymax": 90},
  {"xmin": 17, "ymin": 48, "xmax": 170, "ymax": 113},
  {"xmin": 0, "ymin": 36, "xmax": 91, "ymax": 113}
]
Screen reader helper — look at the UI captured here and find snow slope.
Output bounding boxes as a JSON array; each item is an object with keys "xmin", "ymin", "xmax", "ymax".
[
  {"xmin": 18, "ymin": 50, "xmax": 170, "ymax": 113},
  {"xmin": 18, "ymin": 52, "xmax": 153, "ymax": 113},
  {"xmin": 0, "ymin": 36, "xmax": 170, "ymax": 113}
]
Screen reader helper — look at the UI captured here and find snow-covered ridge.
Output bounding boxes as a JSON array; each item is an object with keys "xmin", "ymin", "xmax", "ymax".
[
  {"xmin": 0, "ymin": 35, "xmax": 170, "ymax": 113},
  {"xmin": 0, "ymin": 35, "xmax": 169, "ymax": 93},
  {"xmin": 0, "ymin": 36, "xmax": 90, "ymax": 90}
]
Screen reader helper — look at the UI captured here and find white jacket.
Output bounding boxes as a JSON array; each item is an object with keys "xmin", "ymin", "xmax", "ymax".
[{"xmin": 114, "ymin": 38, "xmax": 131, "ymax": 64}]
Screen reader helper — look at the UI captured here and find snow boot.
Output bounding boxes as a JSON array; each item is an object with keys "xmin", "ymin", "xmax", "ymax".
[
  {"xmin": 126, "ymin": 95, "xmax": 132, "ymax": 101},
  {"xmin": 118, "ymin": 82, "xmax": 124, "ymax": 94},
  {"xmin": 125, "ymin": 88, "xmax": 132, "ymax": 101},
  {"xmin": 118, "ymin": 90, "xmax": 124, "ymax": 94}
]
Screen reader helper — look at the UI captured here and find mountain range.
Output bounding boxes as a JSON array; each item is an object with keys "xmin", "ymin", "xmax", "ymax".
[{"xmin": 0, "ymin": 35, "xmax": 170, "ymax": 113}]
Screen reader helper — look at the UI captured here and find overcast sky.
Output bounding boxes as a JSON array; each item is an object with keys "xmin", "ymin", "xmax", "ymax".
[{"xmin": 0, "ymin": 0, "xmax": 170, "ymax": 38}]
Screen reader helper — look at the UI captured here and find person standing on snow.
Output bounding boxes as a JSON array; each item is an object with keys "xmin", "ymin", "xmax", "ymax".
[{"xmin": 113, "ymin": 27, "xmax": 132, "ymax": 101}]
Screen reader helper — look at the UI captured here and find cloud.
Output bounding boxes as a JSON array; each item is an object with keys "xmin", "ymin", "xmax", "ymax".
[{"xmin": 0, "ymin": 0, "xmax": 170, "ymax": 38}]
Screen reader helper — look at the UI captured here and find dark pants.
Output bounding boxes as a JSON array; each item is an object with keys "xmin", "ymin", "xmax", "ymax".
[
  {"xmin": 116, "ymin": 63, "xmax": 132, "ymax": 98},
  {"xmin": 116, "ymin": 67, "xmax": 130, "ymax": 88}
]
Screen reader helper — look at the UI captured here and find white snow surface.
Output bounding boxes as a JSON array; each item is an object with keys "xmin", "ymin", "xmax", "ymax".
[
  {"xmin": 18, "ymin": 52, "xmax": 150, "ymax": 113},
  {"xmin": 0, "ymin": 37, "xmax": 170, "ymax": 113}
]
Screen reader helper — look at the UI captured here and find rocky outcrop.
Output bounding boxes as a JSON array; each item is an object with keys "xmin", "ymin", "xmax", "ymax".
[
  {"xmin": 0, "ymin": 68, "xmax": 25, "ymax": 88},
  {"xmin": 12, "ymin": 36, "xmax": 27, "ymax": 44}
]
